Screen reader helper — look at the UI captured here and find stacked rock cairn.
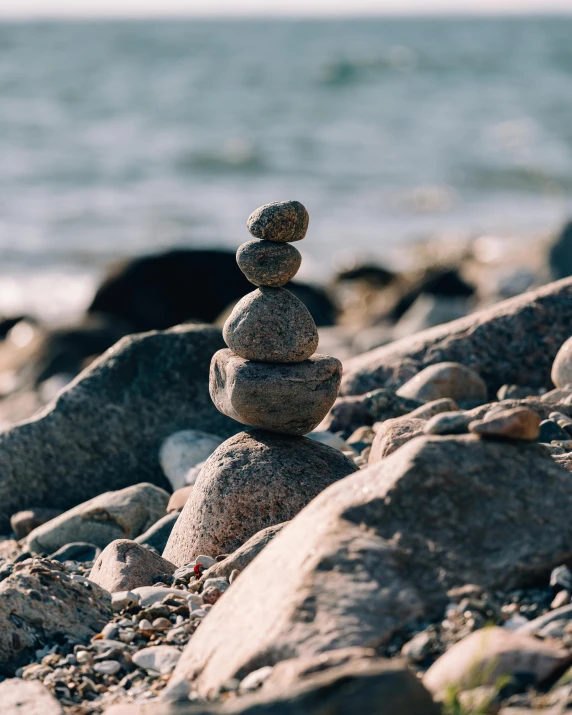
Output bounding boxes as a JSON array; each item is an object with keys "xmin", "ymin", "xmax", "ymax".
[{"xmin": 210, "ymin": 200, "xmax": 342, "ymax": 436}]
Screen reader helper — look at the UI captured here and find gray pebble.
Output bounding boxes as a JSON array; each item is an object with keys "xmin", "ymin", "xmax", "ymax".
[
  {"xmin": 424, "ymin": 411, "xmax": 471, "ymax": 436},
  {"xmin": 237, "ymin": 240, "xmax": 301, "ymax": 287}
]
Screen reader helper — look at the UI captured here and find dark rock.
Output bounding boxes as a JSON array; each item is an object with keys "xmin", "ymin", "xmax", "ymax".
[
  {"xmin": 88, "ymin": 249, "xmax": 335, "ymax": 331},
  {"xmin": 90, "ymin": 540, "xmax": 176, "ymax": 593},
  {"xmin": 10, "ymin": 507, "xmax": 62, "ymax": 540},
  {"xmin": 319, "ymin": 388, "xmax": 423, "ymax": 437},
  {"xmin": 0, "ymin": 324, "xmax": 239, "ymax": 531},
  {"xmin": 406, "ymin": 397, "xmax": 459, "ymax": 419},
  {"xmin": 538, "ymin": 419, "xmax": 570, "ymax": 443},
  {"xmin": 223, "ymin": 288, "xmax": 318, "ymax": 363},
  {"xmin": 342, "ymin": 277, "xmax": 572, "ymax": 396},
  {"xmin": 166, "ymin": 435, "xmax": 572, "ymax": 696},
  {"xmin": 50, "ymin": 542, "xmax": 101, "ymax": 563},
  {"xmin": 0, "ymin": 557, "xmax": 112, "ymax": 674},
  {"xmin": 237, "ymin": 240, "xmax": 301, "ymax": 287},
  {"xmin": 549, "ymin": 220, "xmax": 572, "ymax": 280},
  {"xmin": 368, "ymin": 417, "xmax": 426, "ymax": 462},
  {"xmin": 247, "ymin": 201, "xmax": 309, "ymax": 243},
  {"xmin": 551, "ymin": 565, "xmax": 572, "ymax": 592},
  {"xmin": 335, "ymin": 263, "xmax": 396, "ymax": 288},
  {"xmin": 163, "ymin": 430, "xmax": 357, "ymax": 565},
  {"xmin": 210, "ymin": 350, "xmax": 341, "ymax": 435},
  {"xmin": 200, "ymin": 523, "xmax": 287, "ymax": 583},
  {"xmin": 135, "ymin": 513, "xmax": 179, "ymax": 553}
]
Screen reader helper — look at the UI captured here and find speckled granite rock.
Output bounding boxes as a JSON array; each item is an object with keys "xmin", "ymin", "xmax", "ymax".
[
  {"xmin": 0, "ymin": 324, "xmax": 239, "ymax": 531},
  {"xmin": 319, "ymin": 388, "xmax": 423, "ymax": 437},
  {"xmin": 469, "ymin": 406, "xmax": 541, "ymax": 441},
  {"xmin": 163, "ymin": 430, "xmax": 357, "ymax": 565},
  {"xmin": 247, "ymin": 200, "xmax": 309, "ymax": 243},
  {"xmin": 27, "ymin": 483, "xmax": 170, "ymax": 554},
  {"xmin": 90, "ymin": 539, "xmax": 176, "ymax": 593},
  {"xmin": 342, "ymin": 277, "xmax": 572, "ymax": 396},
  {"xmin": 0, "ymin": 678, "xmax": 64, "ymax": 715},
  {"xmin": 237, "ymin": 240, "xmax": 301, "ymax": 287},
  {"xmin": 223, "ymin": 288, "xmax": 318, "ymax": 363},
  {"xmin": 210, "ymin": 350, "xmax": 341, "ymax": 435},
  {"xmin": 0, "ymin": 558, "xmax": 112, "ymax": 674},
  {"xmin": 396, "ymin": 362, "xmax": 487, "ymax": 404},
  {"xmin": 552, "ymin": 335, "xmax": 572, "ymax": 388},
  {"xmin": 368, "ymin": 416, "xmax": 426, "ymax": 463},
  {"xmin": 166, "ymin": 435, "xmax": 572, "ymax": 697}
]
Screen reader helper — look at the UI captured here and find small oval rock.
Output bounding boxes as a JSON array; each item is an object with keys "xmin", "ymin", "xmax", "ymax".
[
  {"xmin": 396, "ymin": 362, "xmax": 487, "ymax": 404},
  {"xmin": 237, "ymin": 240, "xmax": 301, "ymax": 287},
  {"xmin": 247, "ymin": 201, "xmax": 309, "ymax": 243},
  {"xmin": 223, "ymin": 287, "xmax": 318, "ymax": 363}
]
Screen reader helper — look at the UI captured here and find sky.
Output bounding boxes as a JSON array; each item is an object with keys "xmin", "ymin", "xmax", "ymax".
[{"xmin": 1, "ymin": 0, "xmax": 572, "ymax": 18}]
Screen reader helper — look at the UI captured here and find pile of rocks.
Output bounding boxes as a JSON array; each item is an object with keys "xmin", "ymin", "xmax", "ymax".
[{"xmin": 163, "ymin": 202, "xmax": 357, "ymax": 564}]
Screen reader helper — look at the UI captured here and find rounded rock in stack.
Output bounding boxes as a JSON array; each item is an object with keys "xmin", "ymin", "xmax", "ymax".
[
  {"xmin": 223, "ymin": 287, "xmax": 318, "ymax": 363},
  {"xmin": 247, "ymin": 200, "xmax": 309, "ymax": 243},
  {"xmin": 237, "ymin": 240, "xmax": 301, "ymax": 287},
  {"xmin": 210, "ymin": 349, "xmax": 342, "ymax": 435}
]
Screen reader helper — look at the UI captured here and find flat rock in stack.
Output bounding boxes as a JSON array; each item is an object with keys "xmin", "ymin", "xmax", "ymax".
[
  {"xmin": 237, "ymin": 240, "xmax": 301, "ymax": 287},
  {"xmin": 210, "ymin": 349, "xmax": 341, "ymax": 435}
]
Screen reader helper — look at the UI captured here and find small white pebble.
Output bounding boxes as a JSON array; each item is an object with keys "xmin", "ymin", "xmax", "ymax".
[
  {"xmin": 93, "ymin": 660, "xmax": 121, "ymax": 675},
  {"xmin": 138, "ymin": 619, "xmax": 153, "ymax": 631}
]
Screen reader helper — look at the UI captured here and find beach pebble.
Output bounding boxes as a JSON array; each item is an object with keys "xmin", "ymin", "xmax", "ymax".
[
  {"xmin": 424, "ymin": 411, "xmax": 471, "ymax": 436},
  {"xmin": 90, "ymin": 539, "xmax": 176, "ymax": 593},
  {"xmin": 238, "ymin": 665, "xmax": 274, "ymax": 693},
  {"xmin": 407, "ymin": 397, "xmax": 459, "ymax": 420},
  {"xmin": 93, "ymin": 659, "xmax": 121, "ymax": 675},
  {"xmin": 540, "ymin": 387, "xmax": 572, "ymax": 403},
  {"xmin": 497, "ymin": 384, "xmax": 540, "ymax": 400},
  {"xmin": 468, "ymin": 407, "xmax": 541, "ymax": 441},
  {"xmin": 396, "ymin": 362, "xmax": 487, "ymax": 404},
  {"xmin": 132, "ymin": 645, "xmax": 181, "ymax": 674},
  {"xmin": 237, "ymin": 240, "xmax": 301, "ymax": 287},
  {"xmin": 247, "ymin": 200, "xmax": 309, "ymax": 243},
  {"xmin": 111, "ymin": 590, "xmax": 140, "ymax": 612},
  {"xmin": 10, "ymin": 508, "xmax": 62, "ymax": 540},
  {"xmin": 369, "ymin": 417, "xmax": 426, "ymax": 463},
  {"xmin": 167, "ymin": 486, "xmax": 193, "ymax": 513},
  {"xmin": 223, "ymin": 287, "xmax": 318, "ymax": 363},
  {"xmin": 538, "ymin": 419, "xmax": 570, "ymax": 443},
  {"xmin": 211, "ymin": 350, "xmax": 340, "ymax": 435},
  {"xmin": 552, "ymin": 336, "xmax": 572, "ymax": 388},
  {"xmin": 550, "ymin": 565, "xmax": 572, "ymax": 592},
  {"xmin": 307, "ymin": 431, "xmax": 354, "ymax": 453},
  {"xmin": 159, "ymin": 430, "xmax": 224, "ymax": 491},
  {"xmin": 196, "ymin": 555, "xmax": 216, "ymax": 568}
]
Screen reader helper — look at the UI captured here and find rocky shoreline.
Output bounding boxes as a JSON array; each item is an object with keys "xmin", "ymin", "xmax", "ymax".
[{"xmin": 3, "ymin": 208, "xmax": 572, "ymax": 714}]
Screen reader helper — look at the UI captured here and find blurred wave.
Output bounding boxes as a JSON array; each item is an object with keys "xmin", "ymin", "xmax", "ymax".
[{"xmin": 0, "ymin": 17, "xmax": 572, "ymax": 319}]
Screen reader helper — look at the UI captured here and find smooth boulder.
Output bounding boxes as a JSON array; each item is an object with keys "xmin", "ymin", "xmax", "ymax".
[
  {"xmin": 27, "ymin": 483, "xmax": 169, "ymax": 554},
  {"xmin": 0, "ymin": 558, "xmax": 112, "ymax": 674},
  {"xmin": 342, "ymin": 277, "xmax": 572, "ymax": 396},
  {"xmin": 167, "ymin": 435, "xmax": 572, "ymax": 697},
  {"xmin": 223, "ymin": 288, "xmax": 318, "ymax": 363},
  {"xmin": 0, "ymin": 679, "xmax": 63, "ymax": 715},
  {"xmin": 396, "ymin": 362, "xmax": 487, "ymax": 404},
  {"xmin": 210, "ymin": 350, "xmax": 341, "ymax": 435},
  {"xmin": 90, "ymin": 539, "xmax": 176, "ymax": 592},
  {"xmin": 0, "ymin": 324, "xmax": 239, "ymax": 531},
  {"xmin": 163, "ymin": 430, "xmax": 357, "ymax": 565}
]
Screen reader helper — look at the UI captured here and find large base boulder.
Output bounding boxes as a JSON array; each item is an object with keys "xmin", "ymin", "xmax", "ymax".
[
  {"xmin": 0, "ymin": 558, "xmax": 112, "ymax": 674},
  {"xmin": 166, "ymin": 434, "xmax": 572, "ymax": 697},
  {"xmin": 341, "ymin": 277, "xmax": 572, "ymax": 396},
  {"xmin": 0, "ymin": 324, "xmax": 239, "ymax": 531},
  {"xmin": 163, "ymin": 430, "xmax": 357, "ymax": 565}
]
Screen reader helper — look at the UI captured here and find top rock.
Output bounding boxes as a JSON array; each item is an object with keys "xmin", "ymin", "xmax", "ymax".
[{"xmin": 247, "ymin": 200, "xmax": 309, "ymax": 243}]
